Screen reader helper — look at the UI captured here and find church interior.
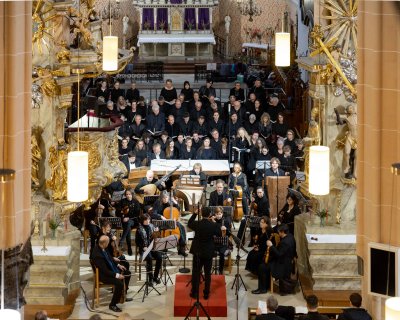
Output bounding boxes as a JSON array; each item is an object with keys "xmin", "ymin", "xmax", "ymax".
[{"xmin": 0, "ymin": 0, "xmax": 399, "ymax": 319}]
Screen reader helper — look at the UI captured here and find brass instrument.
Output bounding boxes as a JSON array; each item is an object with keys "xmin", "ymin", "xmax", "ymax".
[{"xmin": 264, "ymin": 233, "xmax": 280, "ymax": 264}]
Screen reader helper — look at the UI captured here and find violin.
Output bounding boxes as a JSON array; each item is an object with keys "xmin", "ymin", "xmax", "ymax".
[
  {"xmin": 264, "ymin": 233, "xmax": 280, "ymax": 264},
  {"xmin": 110, "ymin": 232, "xmax": 123, "ymax": 258}
]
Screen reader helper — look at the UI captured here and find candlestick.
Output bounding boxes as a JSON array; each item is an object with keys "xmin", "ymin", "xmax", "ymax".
[
  {"xmin": 42, "ymin": 221, "xmax": 47, "ymax": 237},
  {"xmin": 41, "ymin": 236, "xmax": 48, "ymax": 253}
]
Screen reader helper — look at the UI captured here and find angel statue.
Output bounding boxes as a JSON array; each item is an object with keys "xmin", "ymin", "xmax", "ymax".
[
  {"xmin": 31, "ymin": 134, "xmax": 42, "ymax": 188},
  {"xmin": 334, "ymin": 105, "xmax": 357, "ymax": 179},
  {"xmin": 46, "ymin": 138, "xmax": 70, "ymax": 200}
]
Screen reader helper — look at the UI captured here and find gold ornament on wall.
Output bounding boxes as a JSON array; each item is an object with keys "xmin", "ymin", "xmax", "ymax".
[
  {"xmin": 32, "ymin": 0, "xmax": 56, "ymax": 54},
  {"xmin": 31, "ymin": 133, "xmax": 42, "ymax": 188}
]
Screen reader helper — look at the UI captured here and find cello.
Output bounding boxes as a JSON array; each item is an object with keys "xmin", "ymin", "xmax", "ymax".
[
  {"xmin": 233, "ymin": 174, "xmax": 244, "ymax": 222},
  {"xmin": 162, "ymin": 190, "xmax": 181, "ymax": 240}
]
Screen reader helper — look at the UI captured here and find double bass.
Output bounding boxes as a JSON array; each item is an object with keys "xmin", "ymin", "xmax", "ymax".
[
  {"xmin": 233, "ymin": 175, "xmax": 244, "ymax": 222},
  {"xmin": 162, "ymin": 191, "xmax": 181, "ymax": 240}
]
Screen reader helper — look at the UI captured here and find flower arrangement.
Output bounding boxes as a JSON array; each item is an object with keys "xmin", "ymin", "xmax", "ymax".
[
  {"xmin": 251, "ymin": 27, "xmax": 263, "ymax": 40},
  {"xmin": 316, "ymin": 209, "xmax": 329, "ymax": 226},
  {"xmin": 185, "ymin": 19, "xmax": 195, "ymax": 31},
  {"xmin": 158, "ymin": 20, "xmax": 166, "ymax": 31},
  {"xmin": 49, "ymin": 217, "xmax": 61, "ymax": 230},
  {"xmin": 201, "ymin": 21, "xmax": 209, "ymax": 31},
  {"xmin": 143, "ymin": 20, "xmax": 152, "ymax": 31}
]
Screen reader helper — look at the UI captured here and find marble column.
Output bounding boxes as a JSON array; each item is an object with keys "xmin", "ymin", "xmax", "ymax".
[{"xmin": 357, "ymin": 2, "xmax": 400, "ymax": 319}]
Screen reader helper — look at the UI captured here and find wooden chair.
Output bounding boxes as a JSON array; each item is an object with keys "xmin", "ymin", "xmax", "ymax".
[
  {"xmin": 90, "ymin": 260, "xmax": 115, "ymax": 308},
  {"xmin": 83, "ymin": 229, "xmax": 90, "ymax": 254}
]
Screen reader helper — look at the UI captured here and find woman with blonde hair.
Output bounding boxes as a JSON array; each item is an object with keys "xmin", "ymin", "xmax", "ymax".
[
  {"xmin": 233, "ymin": 127, "xmax": 251, "ymax": 166},
  {"xmin": 258, "ymin": 112, "xmax": 273, "ymax": 145}
]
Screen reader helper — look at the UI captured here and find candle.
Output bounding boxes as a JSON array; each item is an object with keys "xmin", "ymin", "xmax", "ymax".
[{"xmin": 43, "ymin": 221, "xmax": 47, "ymax": 237}]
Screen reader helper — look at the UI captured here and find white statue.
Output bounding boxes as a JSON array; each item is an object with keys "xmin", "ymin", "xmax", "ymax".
[
  {"xmin": 224, "ymin": 15, "xmax": 231, "ymax": 35},
  {"xmin": 122, "ymin": 15, "xmax": 129, "ymax": 35}
]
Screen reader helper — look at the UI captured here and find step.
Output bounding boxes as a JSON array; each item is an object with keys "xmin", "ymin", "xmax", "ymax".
[
  {"xmin": 309, "ymin": 255, "xmax": 358, "ymax": 277},
  {"xmin": 312, "ymin": 275, "xmax": 361, "ymax": 291}
]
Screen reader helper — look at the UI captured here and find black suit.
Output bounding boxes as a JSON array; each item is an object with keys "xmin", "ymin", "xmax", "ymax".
[
  {"xmin": 188, "ymin": 213, "xmax": 221, "ymax": 296},
  {"xmin": 299, "ymin": 312, "xmax": 329, "ymax": 320},
  {"xmin": 90, "ymin": 245, "xmax": 130, "ymax": 307},
  {"xmin": 255, "ymin": 313, "xmax": 285, "ymax": 320},
  {"xmin": 209, "ymin": 190, "xmax": 230, "ymax": 206},
  {"xmin": 257, "ymin": 233, "xmax": 296, "ymax": 292}
]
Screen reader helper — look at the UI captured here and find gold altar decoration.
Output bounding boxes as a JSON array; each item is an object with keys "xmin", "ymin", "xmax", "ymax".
[
  {"xmin": 310, "ymin": 25, "xmax": 356, "ymax": 96},
  {"xmin": 56, "ymin": 41, "xmax": 71, "ymax": 64},
  {"xmin": 32, "ymin": 67, "xmax": 61, "ymax": 97},
  {"xmin": 320, "ymin": 0, "xmax": 358, "ymax": 54},
  {"xmin": 32, "ymin": 0, "xmax": 56, "ymax": 54},
  {"xmin": 46, "ymin": 139, "xmax": 70, "ymax": 201},
  {"xmin": 31, "ymin": 133, "xmax": 41, "ymax": 188}
]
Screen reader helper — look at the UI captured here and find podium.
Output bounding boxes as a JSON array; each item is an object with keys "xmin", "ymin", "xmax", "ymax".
[{"xmin": 266, "ymin": 176, "xmax": 290, "ymax": 223}]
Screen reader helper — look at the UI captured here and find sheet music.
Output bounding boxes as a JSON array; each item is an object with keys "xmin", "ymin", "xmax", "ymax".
[
  {"xmin": 153, "ymin": 234, "xmax": 178, "ymax": 251},
  {"xmin": 141, "ymin": 240, "xmax": 154, "ymax": 262},
  {"xmin": 258, "ymin": 300, "xmax": 268, "ymax": 314}
]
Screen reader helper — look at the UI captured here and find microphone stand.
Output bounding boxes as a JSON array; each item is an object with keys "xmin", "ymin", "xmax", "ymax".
[
  {"xmin": 228, "ymin": 103, "xmax": 232, "ymax": 166},
  {"xmin": 179, "ymin": 171, "xmax": 190, "ymax": 274},
  {"xmin": 276, "ymin": 168, "xmax": 280, "ymax": 226}
]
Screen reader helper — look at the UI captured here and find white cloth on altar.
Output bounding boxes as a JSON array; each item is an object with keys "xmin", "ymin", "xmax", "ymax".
[
  {"xmin": 242, "ymin": 42, "xmax": 274, "ymax": 50},
  {"xmin": 306, "ymin": 234, "xmax": 356, "ymax": 243},
  {"xmin": 137, "ymin": 33, "xmax": 216, "ymax": 46}
]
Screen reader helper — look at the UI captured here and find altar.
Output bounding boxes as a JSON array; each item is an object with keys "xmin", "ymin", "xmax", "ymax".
[{"xmin": 133, "ymin": 0, "xmax": 218, "ymax": 59}]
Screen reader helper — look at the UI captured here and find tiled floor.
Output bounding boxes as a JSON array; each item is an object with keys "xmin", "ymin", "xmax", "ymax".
[{"xmin": 69, "ymin": 252, "xmax": 305, "ymax": 320}]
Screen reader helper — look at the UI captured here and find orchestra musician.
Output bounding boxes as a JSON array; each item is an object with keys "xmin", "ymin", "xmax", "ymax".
[
  {"xmin": 135, "ymin": 213, "xmax": 162, "ymax": 286},
  {"xmin": 84, "ymin": 201, "xmax": 103, "ymax": 254},
  {"xmin": 150, "ymin": 191, "xmax": 187, "ymax": 256},
  {"xmin": 275, "ymin": 194, "xmax": 301, "ymax": 235},
  {"xmin": 118, "ymin": 189, "xmax": 141, "ymax": 256},
  {"xmin": 90, "ymin": 235, "xmax": 133, "ymax": 313},
  {"xmin": 252, "ymin": 224, "xmax": 296, "ymax": 295},
  {"xmin": 213, "ymin": 206, "xmax": 231, "ymax": 275},
  {"xmin": 245, "ymin": 216, "xmax": 273, "ymax": 275},
  {"xmin": 134, "ymin": 170, "xmax": 166, "ymax": 194},
  {"xmin": 237, "ymin": 186, "xmax": 270, "ymax": 245},
  {"xmin": 228, "ymin": 162, "xmax": 250, "ymax": 215},
  {"xmin": 188, "ymin": 207, "xmax": 222, "ymax": 300},
  {"xmin": 209, "ymin": 179, "xmax": 232, "ymax": 206},
  {"xmin": 189, "ymin": 163, "xmax": 207, "ymax": 187},
  {"xmin": 97, "ymin": 219, "xmax": 131, "ymax": 288}
]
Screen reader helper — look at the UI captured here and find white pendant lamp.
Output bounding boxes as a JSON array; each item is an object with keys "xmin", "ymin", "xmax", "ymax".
[
  {"xmin": 67, "ymin": 151, "xmax": 88, "ymax": 202},
  {"xmin": 0, "ymin": 309, "xmax": 21, "ymax": 320},
  {"xmin": 309, "ymin": 146, "xmax": 330, "ymax": 195},
  {"xmin": 102, "ymin": 0, "xmax": 118, "ymax": 71},
  {"xmin": 386, "ymin": 297, "xmax": 400, "ymax": 320},
  {"xmin": 275, "ymin": 32, "xmax": 291, "ymax": 66},
  {"xmin": 67, "ymin": 69, "xmax": 88, "ymax": 202},
  {"xmin": 275, "ymin": 12, "xmax": 291, "ymax": 67}
]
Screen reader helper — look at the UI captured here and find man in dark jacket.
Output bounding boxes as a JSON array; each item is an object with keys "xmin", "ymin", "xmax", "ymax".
[
  {"xmin": 299, "ymin": 295, "xmax": 329, "ymax": 320},
  {"xmin": 188, "ymin": 207, "xmax": 222, "ymax": 299},
  {"xmin": 252, "ymin": 224, "xmax": 296, "ymax": 294},
  {"xmin": 209, "ymin": 179, "xmax": 231, "ymax": 206},
  {"xmin": 338, "ymin": 293, "xmax": 372, "ymax": 320},
  {"xmin": 90, "ymin": 235, "xmax": 132, "ymax": 312},
  {"xmin": 255, "ymin": 295, "xmax": 285, "ymax": 320}
]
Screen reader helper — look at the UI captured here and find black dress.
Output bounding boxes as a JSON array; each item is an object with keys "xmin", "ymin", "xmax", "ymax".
[
  {"xmin": 160, "ymin": 87, "xmax": 178, "ymax": 103},
  {"xmin": 245, "ymin": 229, "xmax": 271, "ymax": 274},
  {"xmin": 276, "ymin": 204, "xmax": 301, "ymax": 235},
  {"xmin": 196, "ymin": 147, "xmax": 217, "ymax": 160}
]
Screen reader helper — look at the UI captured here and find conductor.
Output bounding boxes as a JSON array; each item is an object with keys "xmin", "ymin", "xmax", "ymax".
[{"xmin": 188, "ymin": 207, "xmax": 222, "ymax": 300}]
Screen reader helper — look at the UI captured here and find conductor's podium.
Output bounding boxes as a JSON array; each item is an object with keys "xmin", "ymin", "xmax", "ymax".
[{"xmin": 174, "ymin": 274, "xmax": 227, "ymax": 317}]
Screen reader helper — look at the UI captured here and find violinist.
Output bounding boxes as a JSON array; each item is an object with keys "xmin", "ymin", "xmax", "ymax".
[
  {"xmin": 209, "ymin": 179, "xmax": 232, "ymax": 206},
  {"xmin": 118, "ymin": 189, "xmax": 141, "ymax": 256},
  {"xmin": 213, "ymin": 207, "xmax": 231, "ymax": 275},
  {"xmin": 97, "ymin": 219, "xmax": 131, "ymax": 289},
  {"xmin": 237, "ymin": 186, "xmax": 270, "ymax": 245},
  {"xmin": 150, "ymin": 191, "xmax": 187, "ymax": 256},
  {"xmin": 135, "ymin": 213, "xmax": 162, "ymax": 286},
  {"xmin": 84, "ymin": 201, "xmax": 103, "ymax": 254},
  {"xmin": 252, "ymin": 224, "xmax": 296, "ymax": 295},
  {"xmin": 228, "ymin": 162, "xmax": 250, "ymax": 215},
  {"xmin": 275, "ymin": 194, "xmax": 301, "ymax": 235},
  {"xmin": 246, "ymin": 216, "xmax": 272, "ymax": 276}
]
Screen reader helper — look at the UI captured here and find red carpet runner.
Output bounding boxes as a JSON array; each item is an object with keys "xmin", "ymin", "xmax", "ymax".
[{"xmin": 174, "ymin": 274, "xmax": 228, "ymax": 317}]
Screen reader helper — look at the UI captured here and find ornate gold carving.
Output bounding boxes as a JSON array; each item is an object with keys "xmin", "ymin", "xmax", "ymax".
[
  {"xmin": 31, "ymin": 133, "xmax": 42, "ymax": 188},
  {"xmin": 56, "ymin": 40, "xmax": 71, "ymax": 64},
  {"xmin": 46, "ymin": 139, "xmax": 69, "ymax": 200},
  {"xmin": 33, "ymin": 67, "xmax": 60, "ymax": 97},
  {"xmin": 32, "ymin": 0, "xmax": 56, "ymax": 54}
]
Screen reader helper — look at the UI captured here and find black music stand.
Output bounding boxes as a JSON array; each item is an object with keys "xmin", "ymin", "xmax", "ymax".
[
  {"xmin": 98, "ymin": 217, "xmax": 122, "ymax": 230},
  {"xmin": 256, "ymin": 160, "xmax": 271, "ymax": 194},
  {"xmin": 212, "ymin": 236, "xmax": 229, "ymax": 275},
  {"xmin": 135, "ymin": 240, "xmax": 162, "ymax": 302},
  {"xmin": 153, "ymin": 234, "xmax": 178, "ymax": 290},
  {"xmin": 231, "ymin": 231, "xmax": 249, "ymax": 298},
  {"xmin": 143, "ymin": 195, "xmax": 159, "ymax": 207},
  {"xmin": 152, "ymin": 219, "xmax": 176, "ymax": 266}
]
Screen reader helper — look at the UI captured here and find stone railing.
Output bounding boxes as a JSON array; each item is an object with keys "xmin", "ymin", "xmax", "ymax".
[{"xmin": 133, "ymin": 0, "xmax": 219, "ymax": 6}]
